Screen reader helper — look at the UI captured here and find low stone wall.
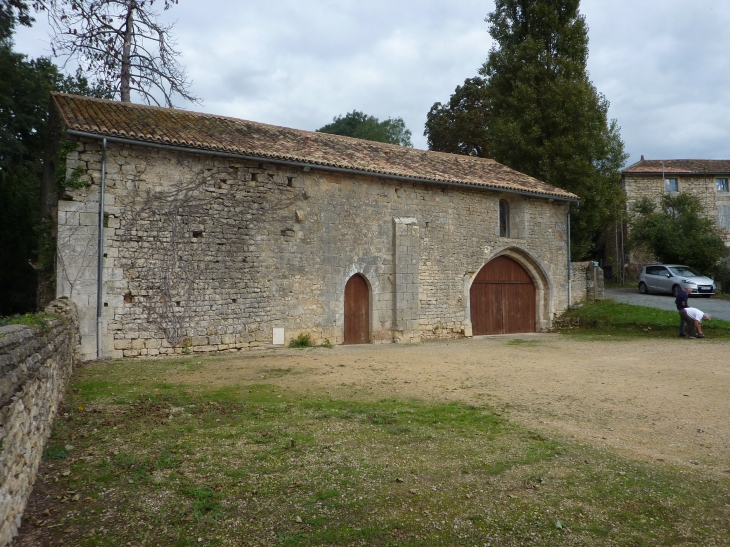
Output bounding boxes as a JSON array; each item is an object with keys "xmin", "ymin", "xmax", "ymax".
[
  {"xmin": 571, "ymin": 262, "xmax": 605, "ymax": 305},
  {"xmin": 0, "ymin": 299, "xmax": 79, "ymax": 546}
]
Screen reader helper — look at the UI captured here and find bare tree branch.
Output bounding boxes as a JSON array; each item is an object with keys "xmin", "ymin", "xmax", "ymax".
[{"xmin": 38, "ymin": 0, "xmax": 200, "ymax": 107}]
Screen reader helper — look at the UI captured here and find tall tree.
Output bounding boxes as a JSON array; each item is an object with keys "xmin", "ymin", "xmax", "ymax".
[
  {"xmin": 0, "ymin": 0, "xmax": 33, "ymax": 39},
  {"xmin": 318, "ymin": 110, "xmax": 413, "ymax": 147},
  {"xmin": 0, "ymin": 8, "xmax": 105, "ymax": 314},
  {"xmin": 425, "ymin": 0, "xmax": 627, "ymax": 259},
  {"xmin": 425, "ymin": 77, "xmax": 491, "ymax": 157},
  {"xmin": 39, "ymin": 0, "xmax": 198, "ymax": 107}
]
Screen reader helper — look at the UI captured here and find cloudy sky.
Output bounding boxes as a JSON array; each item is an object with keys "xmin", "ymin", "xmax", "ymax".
[{"xmin": 14, "ymin": 0, "xmax": 730, "ymax": 165}]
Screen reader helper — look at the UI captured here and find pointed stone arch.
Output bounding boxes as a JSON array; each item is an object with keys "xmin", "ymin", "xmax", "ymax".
[{"xmin": 465, "ymin": 247, "xmax": 555, "ymax": 334}]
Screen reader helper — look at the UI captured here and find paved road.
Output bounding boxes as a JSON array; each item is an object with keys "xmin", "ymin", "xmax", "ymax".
[{"xmin": 605, "ymin": 287, "xmax": 730, "ymax": 320}]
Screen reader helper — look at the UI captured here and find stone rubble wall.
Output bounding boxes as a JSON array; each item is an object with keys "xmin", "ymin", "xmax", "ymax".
[
  {"xmin": 586, "ymin": 264, "xmax": 605, "ymax": 302},
  {"xmin": 0, "ymin": 300, "xmax": 80, "ymax": 546},
  {"xmin": 570, "ymin": 262, "xmax": 604, "ymax": 305},
  {"xmin": 56, "ymin": 138, "xmax": 572, "ymax": 359}
]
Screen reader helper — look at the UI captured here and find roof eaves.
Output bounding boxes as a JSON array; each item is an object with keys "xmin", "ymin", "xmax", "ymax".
[{"xmin": 66, "ymin": 128, "xmax": 580, "ymax": 202}]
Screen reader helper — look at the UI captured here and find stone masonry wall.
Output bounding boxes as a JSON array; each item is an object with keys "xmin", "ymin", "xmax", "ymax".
[
  {"xmin": 624, "ymin": 174, "xmax": 730, "ymax": 249},
  {"xmin": 570, "ymin": 262, "xmax": 605, "ymax": 305},
  {"xmin": 570, "ymin": 262, "xmax": 589, "ymax": 305},
  {"xmin": 0, "ymin": 299, "xmax": 80, "ymax": 546},
  {"xmin": 56, "ymin": 138, "xmax": 572, "ymax": 359}
]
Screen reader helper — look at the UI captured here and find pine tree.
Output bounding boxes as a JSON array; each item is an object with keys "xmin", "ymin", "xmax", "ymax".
[{"xmin": 426, "ymin": 0, "xmax": 627, "ymax": 258}]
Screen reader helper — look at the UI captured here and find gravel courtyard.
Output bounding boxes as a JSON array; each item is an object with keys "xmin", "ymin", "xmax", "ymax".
[{"xmin": 178, "ymin": 334, "xmax": 730, "ymax": 474}]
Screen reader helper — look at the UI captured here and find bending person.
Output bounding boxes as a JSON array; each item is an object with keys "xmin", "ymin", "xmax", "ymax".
[{"xmin": 680, "ymin": 307, "xmax": 711, "ymax": 338}]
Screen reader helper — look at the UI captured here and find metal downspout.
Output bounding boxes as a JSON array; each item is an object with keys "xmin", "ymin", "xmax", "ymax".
[
  {"xmin": 96, "ymin": 138, "xmax": 107, "ymax": 360},
  {"xmin": 567, "ymin": 207, "xmax": 572, "ymax": 307}
]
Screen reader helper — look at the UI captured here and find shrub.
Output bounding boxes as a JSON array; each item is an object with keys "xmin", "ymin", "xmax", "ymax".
[{"xmin": 288, "ymin": 333, "xmax": 313, "ymax": 348}]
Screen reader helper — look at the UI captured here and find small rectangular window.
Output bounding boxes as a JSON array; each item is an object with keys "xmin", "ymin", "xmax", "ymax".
[
  {"xmin": 664, "ymin": 178, "xmax": 678, "ymax": 192},
  {"xmin": 499, "ymin": 200, "xmax": 510, "ymax": 238},
  {"xmin": 716, "ymin": 178, "xmax": 729, "ymax": 192}
]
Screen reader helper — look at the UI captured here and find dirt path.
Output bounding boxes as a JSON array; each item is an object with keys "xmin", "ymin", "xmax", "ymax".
[{"xmin": 175, "ymin": 335, "xmax": 730, "ymax": 473}]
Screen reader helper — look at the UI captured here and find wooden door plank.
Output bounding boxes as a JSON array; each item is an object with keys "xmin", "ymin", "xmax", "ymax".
[
  {"xmin": 485, "ymin": 283, "xmax": 503, "ymax": 335},
  {"xmin": 502, "ymin": 283, "xmax": 536, "ymax": 333}
]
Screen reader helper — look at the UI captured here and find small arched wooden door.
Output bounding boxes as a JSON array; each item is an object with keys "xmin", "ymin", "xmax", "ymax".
[
  {"xmin": 344, "ymin": 274, "xmax": 370, "ymax": 344},
  {"xmin": 470, "ymin": 256, "xmax": 536, "ymax": 335}
]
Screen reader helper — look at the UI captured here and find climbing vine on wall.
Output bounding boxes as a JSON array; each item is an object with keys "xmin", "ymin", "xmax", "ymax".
[
  {"xmin": 123, "ymin": 174, "xmax": 210, "ymax": 348},
  {"xmin": 117, "ymin": 159, "xmax": 297, "ymax": 349},
  {"xmin": 55, "ymin": 140, "xmax": 90, "ymax": 192}
]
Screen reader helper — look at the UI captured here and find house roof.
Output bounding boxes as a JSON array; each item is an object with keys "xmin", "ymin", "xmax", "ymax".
[
  {"xmin": 623, "ymin": 159, "xmax": 730, "ymax": 175},
  {"xmin": 51, "ymin": 93, "xmax": 579, "ymax": 201}
]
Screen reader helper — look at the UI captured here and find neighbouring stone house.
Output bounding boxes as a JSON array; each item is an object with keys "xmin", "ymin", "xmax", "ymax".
[
  {"xmin": 43, "ymin": 93, "xmax": 579, "ymax": 361},
  {"xmin": 613, "ymin": 157, "xmax": 730, "ymax": 277}
]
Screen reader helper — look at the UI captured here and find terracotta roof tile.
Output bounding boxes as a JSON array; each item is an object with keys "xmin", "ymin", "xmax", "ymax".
[
  {"xmin": 52, "ymin": 93, "xmax": 579, "ymax": 201},
  {"xmin": 623, "ymin": 159, "xmax": 730, "ymax": 175}
]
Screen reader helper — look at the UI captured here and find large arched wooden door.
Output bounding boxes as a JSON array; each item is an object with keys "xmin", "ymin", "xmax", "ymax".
[
  {"xmin": 344, "ymin": 274, "xmax": 370, "ymax": 344},
  {"xmin": 470, "ymin": 256, "xmax": 536, "ymax": 335}
]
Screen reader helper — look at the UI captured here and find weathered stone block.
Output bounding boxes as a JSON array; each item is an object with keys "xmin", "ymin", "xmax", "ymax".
[{"xmin": 114, "ymin": 339, "xmax": 132, "ymax": 350}]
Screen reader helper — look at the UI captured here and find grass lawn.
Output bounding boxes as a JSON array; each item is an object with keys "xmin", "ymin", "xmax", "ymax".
[
  {"xmin": 21, "ymin": 356, "xmax": 730, "ymax": 546},
  {"xmin": 558, "ymin": 300, "xmax": 730, "ymax": 339}
]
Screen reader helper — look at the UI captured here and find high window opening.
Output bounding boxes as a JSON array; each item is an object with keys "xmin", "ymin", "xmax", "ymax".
[{"xmin": 499, "ymin": 200, "xmax": 510, "ymax": 238}]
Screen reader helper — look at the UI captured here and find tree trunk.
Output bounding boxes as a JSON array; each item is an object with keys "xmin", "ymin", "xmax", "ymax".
[{"xmin": 120, "ymin": 5, "xmax": 134, "ymax": 102}]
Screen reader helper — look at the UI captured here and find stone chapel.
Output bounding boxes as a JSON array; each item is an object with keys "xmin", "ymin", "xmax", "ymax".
[{"xmin": 43, "ymin": 93, "xmax": 579, "ymax": 360}]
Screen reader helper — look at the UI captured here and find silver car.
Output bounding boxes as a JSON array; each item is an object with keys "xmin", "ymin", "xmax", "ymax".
[{"xmin": 638, "ymin": 264, "xmax": 716, "ymax": 297}]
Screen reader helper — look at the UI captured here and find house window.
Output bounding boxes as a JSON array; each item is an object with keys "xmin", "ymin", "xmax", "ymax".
[
  {"xmin": 718, "ymin": 205, "xmax": 730, "ymax": 230},
  {"xmin": 717, "ymin": 178, "xmax": 729, "ymax": 192},
  {"xmin": 499, "ymin": 200, "xmax": 510, "ymax": 238},
  {"xmin": 664, "ymin": 178, "xmax": 678, "ymax": 192}
]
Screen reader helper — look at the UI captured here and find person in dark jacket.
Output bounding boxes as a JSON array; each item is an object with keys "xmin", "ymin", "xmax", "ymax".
[{"xmin": 675, "ymin": 286, "xmax": 693, "ymax": 337}]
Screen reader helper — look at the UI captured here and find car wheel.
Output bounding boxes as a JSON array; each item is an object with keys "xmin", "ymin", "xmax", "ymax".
[
  {"xmin": 638, "ymin": 282, "xmax": 648, "ymax": 294},
  {"xmin": 672, "ymin": 284, "xmax": 682, "ymax": 297}
]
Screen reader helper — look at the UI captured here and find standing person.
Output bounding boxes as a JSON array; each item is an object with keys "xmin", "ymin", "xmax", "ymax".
[
  {"xmin": 675, "ymin": 286, "xmax": 692, "ymax": 337},
  {"xmin": 682, "ymin": 308, "xmax": 711, "ymax": 339}
]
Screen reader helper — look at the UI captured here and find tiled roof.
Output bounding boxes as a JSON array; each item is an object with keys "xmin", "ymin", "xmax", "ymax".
[
  {"xmin": 51, "ymin": 93, "xmax": 578, "ymax": 201},
  {"xmin": 623, "ymin": 159, "xmax": 730, "ymax": 175}
]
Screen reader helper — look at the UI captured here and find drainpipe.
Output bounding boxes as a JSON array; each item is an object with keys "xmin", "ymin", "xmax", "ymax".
[
  {"xmin": 96, "ymin": 138, "xmax": 107, "ymax": 360},
  {"xmin": 567, "ymin": 207, "xmax": 572, "ymax": 307},
  {"xmin": 620, "ymin": 218, "xmax": 625, "ymax": 285}
]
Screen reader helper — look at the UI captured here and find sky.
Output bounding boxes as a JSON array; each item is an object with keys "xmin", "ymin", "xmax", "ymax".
[{"xmin": 13, "ymin": 0, "xmax": 730, "ymax": 166}]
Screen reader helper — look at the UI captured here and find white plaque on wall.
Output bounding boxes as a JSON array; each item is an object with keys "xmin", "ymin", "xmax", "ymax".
[{"xmin": 272, "ymin": 328, "xmax": 285, "ymax": 346}]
